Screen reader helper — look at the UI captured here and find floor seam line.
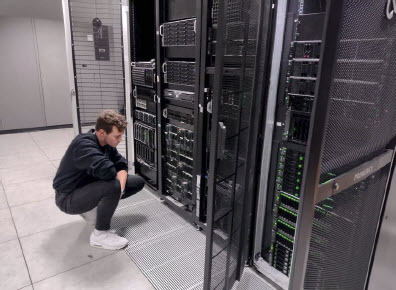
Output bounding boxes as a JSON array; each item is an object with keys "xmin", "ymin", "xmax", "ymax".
[
  {"xmin": 31, "ymin": 251, "xmax": 119, "ymax": 285},
  {"xmin": 29, "ymin": 134, "xmax": 57, "ymax": 169},
  {"xmin": 2, "ymin": 182, "xmax": 35, "ymax": 287},
  {"xmin": 18, "ymin": 220, "xmax": 85, "ymax": 239},
  {"xmin": 9, "ymin": 196, "xmax": 55, "ymax": 209}
]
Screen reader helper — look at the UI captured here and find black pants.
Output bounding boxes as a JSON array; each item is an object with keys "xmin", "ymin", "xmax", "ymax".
[{"xmin": 56, "ymin": 175, "xmax": 145, "ymax": 230}]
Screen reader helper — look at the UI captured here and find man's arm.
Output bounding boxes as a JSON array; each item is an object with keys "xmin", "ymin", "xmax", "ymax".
[
  {"xmin": 72, "ymin": 139, "xmax": 117, "ymax": 180},
  {"xmin": 116, "ymin": 170, "xmax": 128, "ymax": 196},
  {"xmin": 109, "ymin": 147, "xmax": 128, "ymax": 172}
]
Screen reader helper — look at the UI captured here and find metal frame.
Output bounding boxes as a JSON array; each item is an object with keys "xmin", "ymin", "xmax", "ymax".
[
  {"xmin": 288, "ymin": 1, "xmax": 346, "ymax": 288},
  {"xmin": 155, "ymin": 0, "xmax": 164, "ymax": 196},
  {"xmin": 318, "ymin": 150, "xmax": 394, "ymax": 203},
  {"xmin": 121, "ymin": 0, "xmax": 135, "ymax": 174},
  {"xmin": 194, "ymin": 0, "xmax": 209, "ymax": 223},
  {"xmin": 62, "ymin": 0, "xmax": 81, "ymax": 137},
  {"xmin": 238, "ymin": 0, "xmax": 275, "ymax": 275},
  {"xmin": 253, "ymin": 0, "xmax": 288, "ymax": 260},
  {"xmin": 203, "ymin": 0, "xmax": 228, "ymax": 287}
]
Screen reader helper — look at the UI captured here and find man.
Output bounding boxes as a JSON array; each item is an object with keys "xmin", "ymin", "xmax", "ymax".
[{"xmin": 53, "ymin": 110, "xmax": 145, "ymax": 250}]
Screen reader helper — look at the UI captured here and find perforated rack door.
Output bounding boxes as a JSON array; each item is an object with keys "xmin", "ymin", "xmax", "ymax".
[
  {"xmin": 67, "ymin": 0, "xmax": 127, "ymax": 157},
  {"xmin": 320, "ymin": 1, "xmax": 396, "ymax": 174},
  {"xmin": 303, "ymin": 1, "xmax": 396, "ymax": 289},
  {"xmin": 288, "ymin": 1, "xmax": 396, "ymax": 289},
  {"xmin": 204, "ymin": 0, "xmax": 262, "ymax": 289}
]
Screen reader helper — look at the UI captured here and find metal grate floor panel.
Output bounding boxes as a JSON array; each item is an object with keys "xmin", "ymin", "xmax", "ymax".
[
  {"xmin": 110, "ymin": 189, "xmax": 206, "ymax": 290},
  {"xmin": 231, "ymin": 268, "xmax": 276, "ymax": 290}
]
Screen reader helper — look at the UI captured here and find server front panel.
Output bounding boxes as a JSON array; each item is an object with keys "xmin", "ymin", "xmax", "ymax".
[
  {"xmin": 262, "ymin": 1, "xmax": 326, "ymax": 277},
  {"xmin": 130, "ymin": 0, "xmax": 159, "ymax": 188}
]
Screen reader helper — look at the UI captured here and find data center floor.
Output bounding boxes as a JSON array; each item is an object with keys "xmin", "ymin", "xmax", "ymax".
[{"xmin": 0, "ymin": 128, "xmax": 273, "ymax": 290}]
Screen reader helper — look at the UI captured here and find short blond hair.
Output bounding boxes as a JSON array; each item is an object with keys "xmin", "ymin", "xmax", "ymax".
[{"xmin": 95, "ymin": 110, "xmax": 127, "ymax": 133}]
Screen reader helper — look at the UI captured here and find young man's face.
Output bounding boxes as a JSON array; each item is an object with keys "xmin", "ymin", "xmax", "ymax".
[{"xmin": 103, "ymin": 126, "xmax": 124, "ymax": 147}]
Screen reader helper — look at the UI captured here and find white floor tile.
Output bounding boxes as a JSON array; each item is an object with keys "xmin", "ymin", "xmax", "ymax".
[
  {"xmin": 0, "ymin": 150, "xmax": 48, "ymax": 170},
  {"xmin": 21, "ymin": 221, "xmax": 114, "ymax": 283},
  {"xmin": 0, "ymin": 208, "xmax": 17, "ymax": 244},
  {"xmin": 4, "ymin": 178, "xmax": 55, "ymax": 207},
  {"xmin": 0, "ymin": 239, "xmax": 31, "ymax": 290},
  {"xmin": 33, "ymin": 251, "xmax": 155, "ymax": 290},
  {"xmin": 10, "ymin": 198, "xmax": 81, "ymax": 237},
  {"xmin": 19, "ymin": 285, "xmax": 33, "ymax": 290},
  {"xmin": 30, "ymin": 129, "xmax": 74, "ymax": 149},
  {"xmin": 51, "ymin": 159, "xmax": 62, "ymax": 169},
  {"xmin": 0, "ymin": 161, "xmax": 56, "ymax": 186},
  {"xmin": 0, "ymin": 133, "xmax": 39, "ymax": 155},
  {"xmin": 40, "ymin": 146, "xmax": 68, "ymax": 161},
  {"xmin": 0, "ymin": 183, "xmax": 8, "ymax": 210}
]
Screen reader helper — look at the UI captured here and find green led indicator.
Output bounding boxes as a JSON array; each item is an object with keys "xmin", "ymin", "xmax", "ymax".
[
  {"xmin": 298, "ymin": 172, "xmax": 301, "ymax": 175},
  {"xmin": 279, "ymin": 206, "xmax": 297, "ymax": 216},
  {"xmin": 299, "ymin": 157, "xmax": 304, "ymax": 161},
  {"xmin": 298, "ymin": 164, "xmax": 302, "ymax": 168},
  {"xmin": 297, "ymin": 179, "xmax": 300, "ymax": 182},
  {"xmin": 296, "ymin": 186, "xmax": 300, "ymax": 190},
  {"xmin": 278, "ymin": 219, "xmax": 296, "ymax": 230}
]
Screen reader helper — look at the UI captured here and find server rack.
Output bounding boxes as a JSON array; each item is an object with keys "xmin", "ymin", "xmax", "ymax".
[
  {"xmin": 154, "ymin": 0, "xmax": 208, "ymax": 227},
  {"xmin": 253, "ymin": 0, "xmax": 396, "ymax": 289},
  {"xmin": 129, "ymin": 0, "xmax": 159, "ymax": 188}
]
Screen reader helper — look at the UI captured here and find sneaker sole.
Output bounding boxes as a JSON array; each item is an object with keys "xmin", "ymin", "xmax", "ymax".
[{"xmin": 90, "ymin": 242, "xmax": 128, "ymax": 251}]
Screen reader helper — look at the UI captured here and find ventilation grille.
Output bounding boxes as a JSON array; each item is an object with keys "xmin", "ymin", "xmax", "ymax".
[
  {"xmin": 161, "ymin": 18, "xmax": 196, "ymax": 46},
  {"xmin": 321, "ymin": 0, "xmax": 396, "ymax": 174},
  {"xmin": 304, "ymin": 165, "xmax": 389, "ymax": 289}
]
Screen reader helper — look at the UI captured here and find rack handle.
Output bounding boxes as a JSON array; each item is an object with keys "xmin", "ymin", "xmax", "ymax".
[{"xmin": 162, "ymin": 62, "xmax": 167, "ymax": 74}]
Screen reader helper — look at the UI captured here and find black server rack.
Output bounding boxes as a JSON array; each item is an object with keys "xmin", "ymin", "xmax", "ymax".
[
  {"xmin": 264, "ymin": 7, "xmax": 327, "ymax": 276},
  {"xmin": 256, "ymin": 0, "xmax": 396, "ymax": 289},
  {"xmin": 156, "ymin": 0, "xmax": 201, "ymax": 221},
  {"xmin": 130, "ymin": 0, "xmax": 158, "ymax": 188}
]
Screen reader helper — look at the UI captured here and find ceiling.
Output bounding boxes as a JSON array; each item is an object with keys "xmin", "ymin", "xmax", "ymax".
[{"xmin": 0, "ymin": 0, "xmax": 63, "ymax": 20}]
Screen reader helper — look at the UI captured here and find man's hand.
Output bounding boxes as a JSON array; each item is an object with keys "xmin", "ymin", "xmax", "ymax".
[{"xmin": 116, "ymin": 170, "xmax": 127, "ymax": 197}]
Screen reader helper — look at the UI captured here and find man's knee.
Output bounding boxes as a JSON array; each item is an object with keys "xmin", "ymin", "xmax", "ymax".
[
  {"xmin": 126, "ymin": 175, "xmax": 145, "ymax": 191},
  {"xmin": 102, "ymin": 179, "xmax": 122, "ymax": 197}
]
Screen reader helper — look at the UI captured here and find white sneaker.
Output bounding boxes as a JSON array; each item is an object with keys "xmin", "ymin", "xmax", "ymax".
[
  {"xmin": 90, "ymin": 230, "xmax": 128, "ymax": 250},
  {"xmin": 80, "ymin": 207, "xmax": 97, "ymax": 226}
]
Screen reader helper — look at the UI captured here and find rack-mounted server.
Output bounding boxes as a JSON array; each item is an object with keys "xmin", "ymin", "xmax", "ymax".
[
  {"xmin": 264, "ymin": 8, "xmax": 326, "ymax": 277},
  {"xmin": 132, "ymin": 60, "xmax": 158, "ymax": 187}
]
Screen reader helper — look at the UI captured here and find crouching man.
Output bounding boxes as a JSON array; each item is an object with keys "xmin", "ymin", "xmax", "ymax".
[{"xmin": 53, "ymin": 110, "xmax": 145, "ymax": 250}]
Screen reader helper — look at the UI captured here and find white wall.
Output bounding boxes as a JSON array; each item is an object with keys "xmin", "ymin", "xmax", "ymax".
[{"xmin": 0, "ymin": 16, "xmax": 71, "ymax": 131}]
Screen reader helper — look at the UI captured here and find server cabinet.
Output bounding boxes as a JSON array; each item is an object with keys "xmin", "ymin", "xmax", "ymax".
[
  {"xmin": 129, "ymin": 0, "xmax": 159, "ymax": 187},
  {"xmin": 254, "ymin": 0, "xmax": 396, "ymax": 289},
  {"xmin": 155, "ymin": 0, "xmax": 208, "ymax": 226}
]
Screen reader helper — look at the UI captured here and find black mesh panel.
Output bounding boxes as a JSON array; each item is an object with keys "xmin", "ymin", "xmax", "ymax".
[
  {"xmin": 207, "ymin": 0, "xmax": 261, "ymax": 289},
  {"xmin": 321, "ymin": 0, "xmax": 396, "ymax": 174},
  {"xmin": 304, "ymin": 166, "xmax": 390, "ymax": 289}
]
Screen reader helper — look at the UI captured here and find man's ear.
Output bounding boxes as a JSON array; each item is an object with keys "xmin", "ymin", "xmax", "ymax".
[{"xmin": 98, "ymin": 129, "xmax": 106, "ymax": 136}]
